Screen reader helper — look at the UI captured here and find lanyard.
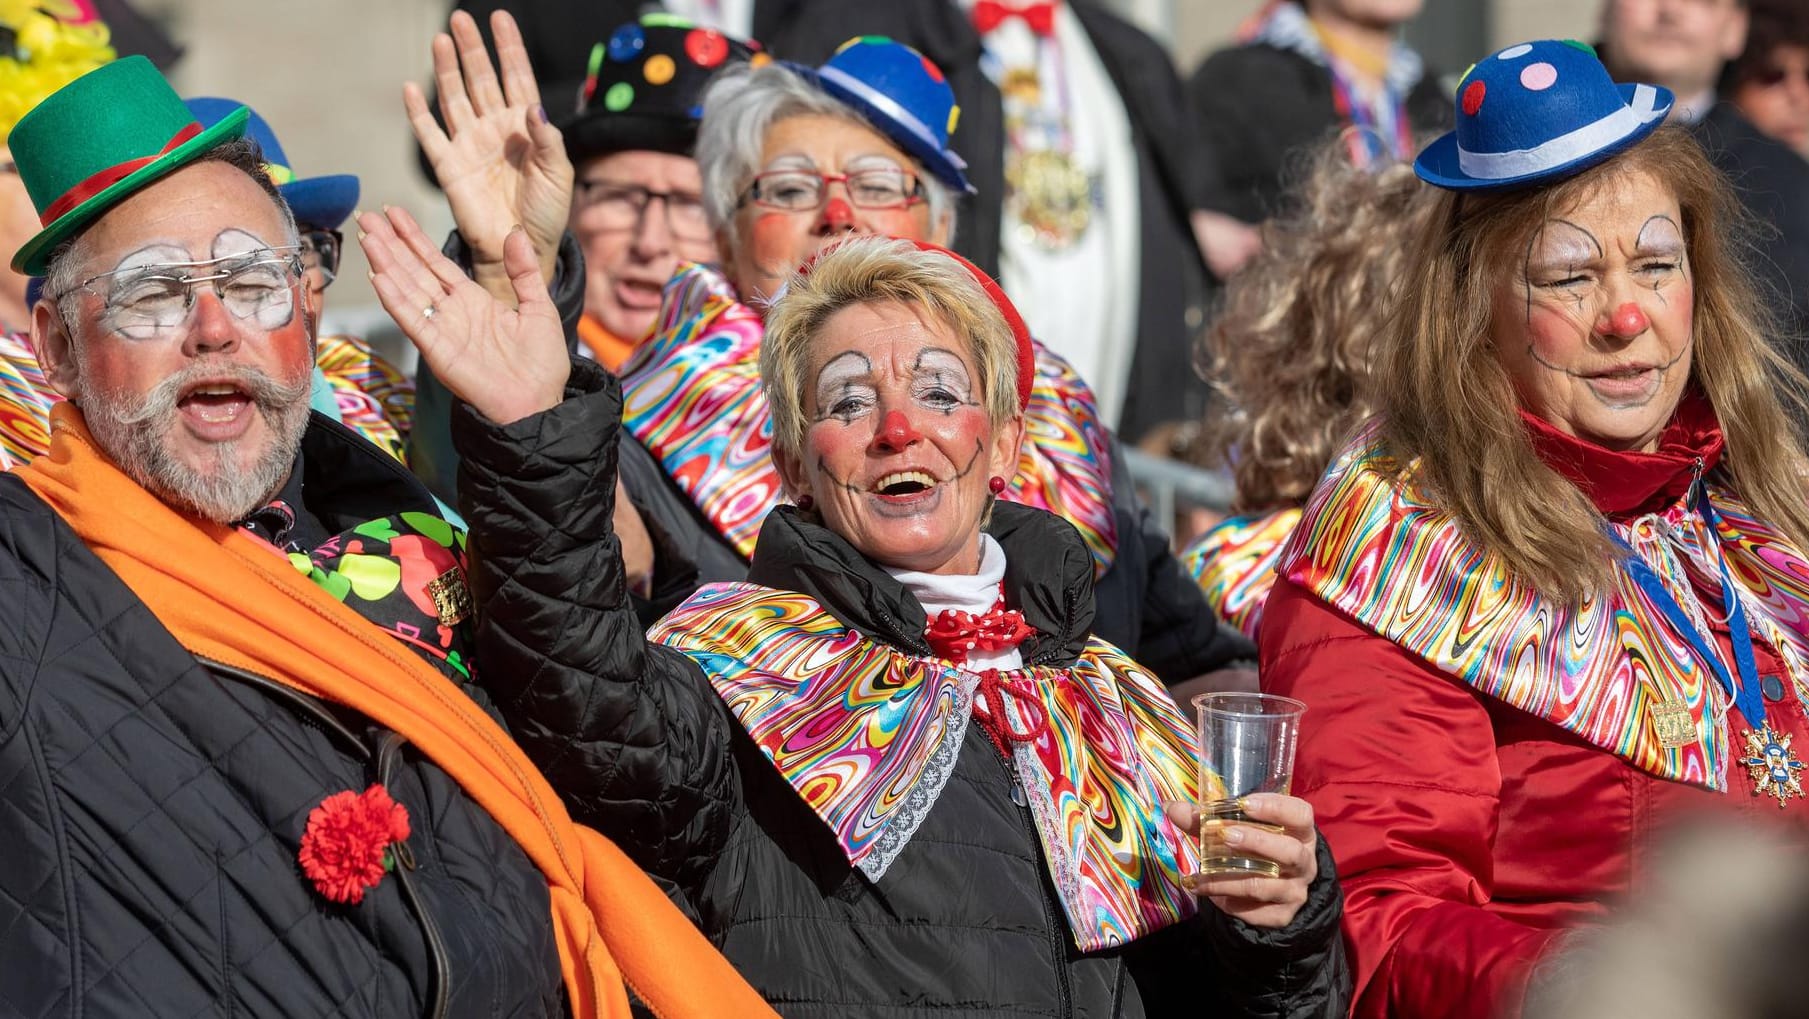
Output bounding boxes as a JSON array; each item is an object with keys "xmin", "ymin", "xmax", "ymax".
[{"xmin": 1611, "ymin": 480, "xmax": 1765, "ymax": 729}]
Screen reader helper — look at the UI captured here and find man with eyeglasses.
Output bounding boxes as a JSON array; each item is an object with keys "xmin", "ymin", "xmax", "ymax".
[
  {"xmin": 0, "ymin": 53, "xmax": 768, "ymax": 1018},
  {"xmin": 561, "ymin": 15, "xmax": 758, "ymax": 369},
  {"xmin": 1601, "ymin": 0, "xmax": 1809, "ymax": 363},
  {"xmin": 187, "ymin": 97, "xmax": 417, "ymax": 463}
]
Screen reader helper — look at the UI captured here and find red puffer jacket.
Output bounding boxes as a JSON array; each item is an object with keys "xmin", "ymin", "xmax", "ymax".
[{"xmin": 1259, "ymin": 405, "xmax": 1809, "ymax": 1018}]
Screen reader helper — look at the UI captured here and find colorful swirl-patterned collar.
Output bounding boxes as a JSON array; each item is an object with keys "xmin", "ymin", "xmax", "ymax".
[
  {"xmin": 0, "ymin": 330, "xmax": 56, "ymax": 469},
  {"xmin": 1281, "ymin": 426, "xmax": 1809, "ymax": 790},
  {"xmin": 650, "ymin": 581, "xmax": 1199, "ymax": 951},
  {"xmin": 1182, "ymin": 508, "xmax": 1302, "ymax": 640},
  {"xmin": 621, "ymin": 263, "xmax": 1119, "ymax": 576}
]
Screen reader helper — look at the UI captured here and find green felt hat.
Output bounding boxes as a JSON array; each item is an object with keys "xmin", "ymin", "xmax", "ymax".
[{"xmin": 9, "ymin": 55, "xmax": 249, "ymax": 275}]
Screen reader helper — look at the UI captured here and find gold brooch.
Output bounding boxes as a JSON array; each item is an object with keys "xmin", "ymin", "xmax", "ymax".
[{"xmin": 426, "ymin": 569, "xmax": 472, "ymax": 627}]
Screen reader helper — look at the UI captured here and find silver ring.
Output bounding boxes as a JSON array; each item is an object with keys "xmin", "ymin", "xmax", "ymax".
[{"xmin": 422, "ymin": 303, "xmax": 438, "ymax": 321}]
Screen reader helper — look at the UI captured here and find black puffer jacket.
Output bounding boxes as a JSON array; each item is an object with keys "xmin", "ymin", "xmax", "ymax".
[
  {"xmin": 0, "ymin": 417, "xmax": 565, "ymax": 1017},
  {"xmin": 457, "ymin": 361, "xmax": 1349, "ymax": 1018}
]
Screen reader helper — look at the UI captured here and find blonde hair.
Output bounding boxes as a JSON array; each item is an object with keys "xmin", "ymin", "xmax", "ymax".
[
  {"xmin": 1379, "ymin": 125, "xmax": 1809, "ymax": 602},
  {"xmin": 762, "ymin": 235, "xmax": 1018, "ymax": 468},
  {"xmin": 1198, "ymin": 146, "xmax": 1437, "ymax": 512}
]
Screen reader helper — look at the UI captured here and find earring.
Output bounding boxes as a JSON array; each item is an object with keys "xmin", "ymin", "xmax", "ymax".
[
  {"xmin": 988, "ymin": 476, "xmax": 1007, "ymax": 495},
  {"xmin": 795, "ymin": 494, "xmax": 815, "ymax": 512}
]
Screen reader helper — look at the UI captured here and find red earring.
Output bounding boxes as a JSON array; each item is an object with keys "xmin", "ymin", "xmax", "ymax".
[
  {"xmin": 989, "ymin": 476, "xmax": 1007, "ymax": 495},
  {"xmin": 796, "ymin": 494, "xmax": 815, "ymax": 512}
]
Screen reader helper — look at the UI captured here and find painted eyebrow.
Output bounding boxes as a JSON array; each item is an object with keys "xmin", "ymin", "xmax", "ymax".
[
  {"xmin": 1635, "ymin": 214, "xmax": 1685, "ymax": 253},
  {"xmin": 762, "ymin": 153, "xmax": 819, "ymax": 170},
  {"xmin": 814, "ymin": 350, "xmax": 873, "ymax": 390},
  {"xmin": 212, "ymin": 227, "xmax": 277, "ymax": 259},
  {"xmin": 911, "ymin": 347, "xmax": 973, "ymax": 382}
]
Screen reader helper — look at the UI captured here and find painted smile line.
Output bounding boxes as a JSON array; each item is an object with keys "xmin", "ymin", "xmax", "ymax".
[{"xmin": 1527, "ymin": 344, "xmax": 1689, "ymax": 381}]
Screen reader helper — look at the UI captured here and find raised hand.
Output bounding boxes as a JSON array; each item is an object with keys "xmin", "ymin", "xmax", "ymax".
[
  {"xmin": 359, "ymin": 205, "xmax": 569, "ymax": 426},
  {"xmin": 1167, "ymin": 793, "xmax": 1320, "ymax": 929},
  {"xmin": 407, "ymin": 9, "xmax": 573, "ymax": 301}
]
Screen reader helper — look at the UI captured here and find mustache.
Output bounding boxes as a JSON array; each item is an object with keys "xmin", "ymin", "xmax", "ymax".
[{"xmin": 108, "ymin": 361, "xmax": 312, "ymax": 427}]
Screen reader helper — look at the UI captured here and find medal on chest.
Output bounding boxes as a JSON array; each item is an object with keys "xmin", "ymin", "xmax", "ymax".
[
  {"xmin": 1740, "ymin": 724, "xmax": 1806, "ymax": 807},
  {"xmin": 996, "ymin": 42, "xmax": 1094, "ymax": 251}
]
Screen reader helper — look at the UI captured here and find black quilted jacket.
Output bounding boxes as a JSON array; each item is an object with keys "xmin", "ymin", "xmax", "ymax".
[
  {"xmin": 0, "ymin": 417, "xmax": 566, "ymax": 1018},
  {"xmin": 457, "ymin": 361, "xmax": 1350, "ymax": 1018}
]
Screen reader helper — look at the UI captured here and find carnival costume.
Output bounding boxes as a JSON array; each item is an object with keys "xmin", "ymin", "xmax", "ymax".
[
  {"xmin": 1181, "ymin": 508, "xmax": 1301, "ymax": 640},
  {"xmin": 1261, "ymin": 41, "xmax": 1809, "ymax": 1019},
  {"xmin": 456, "ymin": 358, "xmax": 1350, "ymax": 1017},
  {"xmin": 0, "ymin": 58, "xmax": 774, "ymax": 1017}
]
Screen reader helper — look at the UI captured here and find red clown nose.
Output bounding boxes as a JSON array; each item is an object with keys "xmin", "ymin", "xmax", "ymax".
[
  {"xmin": 879, "ymin": 410, "xmax": 920, "ymax": 447},
  {"xmin": 1601, "ymin": 302, "xmax": 1650, "ymax": 337}
]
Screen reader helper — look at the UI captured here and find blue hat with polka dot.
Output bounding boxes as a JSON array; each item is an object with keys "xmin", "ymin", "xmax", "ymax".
[
  {"xmin": 1415, "ymin": 39, "xmax": 1673, "ymax": 192},
  {"xmin": 787, "ymin": 37, "xmax": 975, "ymax": 195}
]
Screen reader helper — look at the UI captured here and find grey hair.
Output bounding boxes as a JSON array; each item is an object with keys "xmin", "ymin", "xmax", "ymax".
[
  {"xmin": 41, "ymin": 137, "xmax": 300, "ymax": 333},
  {"xmin": 695, "ymin": 60, "xmax": 957, "ymax": 254}
]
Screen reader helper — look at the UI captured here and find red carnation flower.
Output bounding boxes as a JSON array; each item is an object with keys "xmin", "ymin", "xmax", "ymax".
[{"xmin": 298, "ymin": 784, "xmax": 412, "ymax": 905}]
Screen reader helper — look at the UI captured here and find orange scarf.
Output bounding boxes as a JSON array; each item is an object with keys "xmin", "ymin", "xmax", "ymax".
[
  {"xmin": 16, "ymin": 403, "xmax": 775, "ymax": 1019},
  {"xmin": 577, "ymin": 313, "xmax": 638, "ymax": 372}
]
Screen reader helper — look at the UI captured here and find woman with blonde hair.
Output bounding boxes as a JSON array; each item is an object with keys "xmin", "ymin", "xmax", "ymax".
[
  {"xmin": 1262, "ymin": 39, "xmax": 1809, "ymax": 1018},
  {"xmin": 1183, "ymin": 143, "xmax": 1436, "ymax": 638},
  {"xmin": 360, "ymin": 218, "xmax": 1352, "ymax": 1014}
]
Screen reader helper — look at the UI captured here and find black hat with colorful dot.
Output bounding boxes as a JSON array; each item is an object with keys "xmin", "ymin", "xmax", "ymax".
[{"xmin": 561, "ymin": 14, "xmax": 762, "ymax": 163}]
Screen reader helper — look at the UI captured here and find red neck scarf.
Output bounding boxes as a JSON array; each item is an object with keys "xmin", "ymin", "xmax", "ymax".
[{"xmin": 1519, "ymin": 389, "xmax": 1726, "ymax": 518}]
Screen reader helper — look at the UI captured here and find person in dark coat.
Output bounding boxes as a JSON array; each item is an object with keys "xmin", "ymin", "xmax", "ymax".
[
  {"xmin": 1186, "ymin": 0, "xmax": 1451, "ymax": 269},
  {"xmin": 1600, "ymin": 0, "xmax": 1809, "ymax": 361},
  {"xmin": 0, "ymin": 55, "xmax": 768, "ymax": 1017},
  {"xmin": 617, "ymin": 37, "xmax": 1250, "ymax": 677},
  {"xmin": 367, "ymin": 210, "xmax": 1350, "ymax": 1015}
]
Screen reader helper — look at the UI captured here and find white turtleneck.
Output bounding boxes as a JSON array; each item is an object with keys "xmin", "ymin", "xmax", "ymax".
[{"xmin": 883, "ymin": 534, "xmax": 1024, "ymax": 671}]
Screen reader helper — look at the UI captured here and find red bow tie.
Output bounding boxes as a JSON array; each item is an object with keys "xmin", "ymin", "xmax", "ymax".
[
  {"xmin": 924, "ymin": 589, "xmax": 1036, "ymax": 664},
  {"xmin": 973, "ymin": 0, "xmax": 1057, "ymax": 37}
]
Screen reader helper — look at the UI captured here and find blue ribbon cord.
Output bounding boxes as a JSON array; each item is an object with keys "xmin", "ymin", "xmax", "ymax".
[{"xmin": 1611, "ymin": 479, "xmax": 1765, "ymax": 729}]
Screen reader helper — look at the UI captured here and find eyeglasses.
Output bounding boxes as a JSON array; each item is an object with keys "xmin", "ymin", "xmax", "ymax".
[
  {"xmin": 739, "ymin": 168, "xmax": 924, "ymax": 212},
  {"xmin": 574, "ymin": 179, "xmax": 713, "ymax": 242},
  {"xmin": 52, "ymin": 247, "xmax": 305, "ymax": 341},
  {"xmin": 300, "ymin": 228, "xmax": 343, "ymax": 286}
]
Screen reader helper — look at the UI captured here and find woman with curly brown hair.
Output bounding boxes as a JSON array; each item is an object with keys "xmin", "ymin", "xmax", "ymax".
[
  {"xmin": 1264, "ymin": 39, "xmax": 1809, "ymax": 1018},
  {"xmin": 1181, "ymin": 142, "xmax": 1437, "ymax": 639}
]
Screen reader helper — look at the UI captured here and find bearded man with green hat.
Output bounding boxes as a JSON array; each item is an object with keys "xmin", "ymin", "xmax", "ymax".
[{"xmin": 0, "ymin": 49, "xmax": 773, "ymax": 1019}]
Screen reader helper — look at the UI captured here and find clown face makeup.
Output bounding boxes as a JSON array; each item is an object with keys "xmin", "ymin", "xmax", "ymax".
[
  {"xmin": 37, "ymin": 161, "xmax": 315, "ymax": 522},
  {"xmin": 728, "ymin": 114, "xmax": 940, "ymax": 305},
  {"xmin": 1491, "ymin": 170, "xmax": 1694, "ymax": 452},
  {"xmin": 775, "ymin": 300, "xmax": 1021, "ymax": 576}
]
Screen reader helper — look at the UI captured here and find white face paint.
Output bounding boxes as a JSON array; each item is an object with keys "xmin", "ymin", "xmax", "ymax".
[{"xmin": 87, "ymin": 229, "xmax": 298, "ymax": 341}]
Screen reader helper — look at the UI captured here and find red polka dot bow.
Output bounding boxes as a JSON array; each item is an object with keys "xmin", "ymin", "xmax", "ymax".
[
  {"xmin": 924, "ymin": 587, "xmax": 1036, "ymax": 664},
  {"xmin": 972, "ymin": 0, "xmax": 1057, "ymax": 37}
]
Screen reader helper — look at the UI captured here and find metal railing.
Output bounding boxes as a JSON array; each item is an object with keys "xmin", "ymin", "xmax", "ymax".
[{"xmin": 1121, "ymin": 447, "xmax": 1235, "ymax": 523}]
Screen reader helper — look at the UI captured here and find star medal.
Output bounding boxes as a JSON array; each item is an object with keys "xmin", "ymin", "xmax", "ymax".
[
  {"xmin": 1652, "ymin": 699, "xmax": 1696, "ymax": 748},
  {"xmin": 1739, "ymin": 723, "xmax": 1805, "ymax": 807}
]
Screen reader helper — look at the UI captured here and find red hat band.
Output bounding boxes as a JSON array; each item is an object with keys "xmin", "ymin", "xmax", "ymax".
[{"xmin": 39, "ymin": 121, "xmax": 202, "ymax": 227}]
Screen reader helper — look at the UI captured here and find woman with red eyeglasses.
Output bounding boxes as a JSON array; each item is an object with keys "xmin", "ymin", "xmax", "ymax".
[
  {"xmin": 607, "ymin": 35, "xmax": 1253, "ymax": 686},
  {"xmin": 1727, "ymin": 0, "xmax": 1809, "ymax": 158}
]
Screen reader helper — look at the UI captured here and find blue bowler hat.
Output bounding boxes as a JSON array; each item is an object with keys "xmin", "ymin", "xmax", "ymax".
[
  {"xmin": 787, "ymin": 36, "xmax": 974, "ymax": 195},
  {"xmin": 185, "ymin": 96, "xmax": 361, "ymax": 228},
  {"xmin": 1415, "ymin": 40, "xmax": 1672, "ymax": 192}
]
